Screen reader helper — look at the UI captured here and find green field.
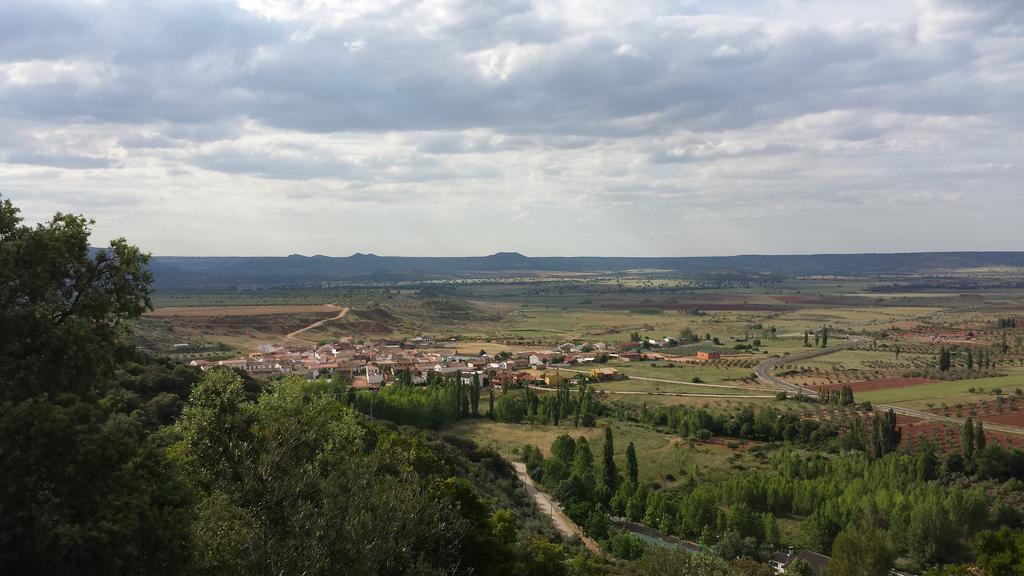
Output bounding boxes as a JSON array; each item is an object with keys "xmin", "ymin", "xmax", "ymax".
[
  {"xmin": 793, "ymin": 349, "xmax": 924, "ymax": 370},
  {"xmin": 606, "ymin": 361, "xmax": 754, "ymax": 384},
  {"xmin": 859, "ymin": 372, "xmax": 1024, "ymax": 409},
  {"xmin": 446, "ymin": 418, "xmax": 769, "ymax": 487}
]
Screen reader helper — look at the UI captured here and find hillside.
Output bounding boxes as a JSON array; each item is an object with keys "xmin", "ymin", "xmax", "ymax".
[{"xmin": 148, "ymin": 251, "xmax": 1024, "ymax": 288}]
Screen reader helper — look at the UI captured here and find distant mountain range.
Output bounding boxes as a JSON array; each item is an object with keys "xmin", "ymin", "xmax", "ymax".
[{"xmin": 145, "ymin": 251, "xmax": 1024, "ymax": 289}]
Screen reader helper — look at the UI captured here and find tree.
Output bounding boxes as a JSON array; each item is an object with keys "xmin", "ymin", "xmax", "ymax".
[
  {"xmin": 0, "ymin": 196, "xmax": 153, "ymax": 402},
  {"xmin": 633, "ymin": 548, "xmax": 745, "ymax": 576},
  {"xmin": 601, "ymin": 427, "xmax": 618, "ymax": 494},
  {"xmin": 974, "ymin": 526, "xmax": 1024, "ymax": 576},
  {"xmin": 626, "ymin": 441, "xmax": 639, "ymax": 483},
  {"xmin": 785, "ymin": 559, "xmax": 813, "ymax": 576},
  {"xmin": 962, "ymin": 417, "xmax": 976, "ymax": 460},
  {"xmin": 179, "ymin": 374, "xmax": 527, "ymax": 576},
  {"xmin": 975, "ymin": 420, "xmax": 987, "ymax": 451},
  {"xmin": 471, "ymin": 373, "xmax": 481, "ymax": 415},
  {"xmin": 493, "ymin": 393, "xmax": 527, "ymax": 423},
  {"xmin": 176, "ymin": 368, "xmax": 256, "ymax": 490},
  {"xmin": 0, "ymin": 196, "xmax": 192, "ymax": 575},
  {"xmin": 828, "ymin": 521, "xmax": 894, "ymax": 576},
  {"xmin": 571, "ymin": 437, "xmax": 595, "ymax": 481},
  {"xmin": 488, "ymin": 386, "xmax": 496, "ymax": 419},
  {"xmin": 939, "ymin": 348, "xmax": 952, "ymax": 372},
  {"xmin": 551, "ymin": 434, "xmax": 577, "ymax": 466},
  {"xmin": 0, "ymin": 395, "xmax": 194, "ymax": 575}
]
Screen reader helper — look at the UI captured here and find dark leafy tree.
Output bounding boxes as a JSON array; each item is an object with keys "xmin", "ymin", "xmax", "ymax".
[
  {"xmin": 829, "ymin": 520, "xmax": 894, "ymax": 576},
  {"xmin": 626, "ymin": 441, "xmax": 639, "ymax": 483},
  {"xmin": 601, "ymin": 427, "xmax": 618, "ymax": 494}
]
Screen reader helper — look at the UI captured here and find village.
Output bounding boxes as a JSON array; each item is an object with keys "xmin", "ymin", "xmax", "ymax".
[{"xmin": 190, "ymin": 335, "xmax": 726, "ymax": 390}]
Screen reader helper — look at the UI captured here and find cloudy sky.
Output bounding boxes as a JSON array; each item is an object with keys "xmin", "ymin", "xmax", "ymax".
[{"xmin": 1, "ymin": 0, "xmax": 1021, "ymax": 256}]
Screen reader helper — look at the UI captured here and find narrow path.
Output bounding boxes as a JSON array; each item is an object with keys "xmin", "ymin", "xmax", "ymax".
[
  {"xmin": 285, "ymin": 306, "xmax": 349, "ymax": 344},
  {"xmin": 512, "ymin": 462, "xmax": 603, "ymax": 555},
  {"xmin": 755, "ymin": 336, "xmax": 1024, "ymax": 437}
]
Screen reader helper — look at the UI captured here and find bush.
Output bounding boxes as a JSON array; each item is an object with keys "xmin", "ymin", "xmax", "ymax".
[
  {"xmin": 603, "ymin": 531, "xmax": 647, "ymax": 560},
  {"xmin": 493, "ymin": 394, "xmax": 527, "ymax": 424}
]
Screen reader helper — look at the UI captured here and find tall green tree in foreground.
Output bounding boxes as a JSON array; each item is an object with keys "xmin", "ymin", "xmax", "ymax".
[
  {"xmin": 601, "ymin": 426, "xmax": 618, "ymax": 495},
  {"xmin": 0, "ymin": 195, "xmax": 190, "ymax": 575},
  {"xmin": 0, "ymin": 196, "xmax": 153, "ymax": 401}
]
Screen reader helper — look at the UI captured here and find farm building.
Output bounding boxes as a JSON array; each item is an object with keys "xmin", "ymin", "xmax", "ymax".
[
  {"xmin": 696, "ymin": 351, "xmax": 721, "ymax": 360},
  {"xmin": 589, "ymin": 367, "xmax": 624, "ymax": 381}
]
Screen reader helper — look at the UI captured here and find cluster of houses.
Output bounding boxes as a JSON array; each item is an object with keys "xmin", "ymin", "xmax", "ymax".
[{"xmin": 189, "ymin": 335, "xmax": 724, "ymax": 390}]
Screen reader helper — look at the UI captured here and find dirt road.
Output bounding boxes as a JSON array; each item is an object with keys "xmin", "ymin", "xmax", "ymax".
[
  {"xmin": 285, "ymin": 306, "xmax": 349, "ymax": 344},
  {"xmin": 512, "ymin": 462, "xmax": 602, "ymax": 555}
]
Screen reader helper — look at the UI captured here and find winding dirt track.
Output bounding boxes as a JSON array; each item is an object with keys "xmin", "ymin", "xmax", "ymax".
[
  {"xmin": 512, "ymin": 462, "xmax": 603, "ymax": 555},
  {"xmin": 284, "ymin": 306, "xmax": 349, "ymax": 344}
]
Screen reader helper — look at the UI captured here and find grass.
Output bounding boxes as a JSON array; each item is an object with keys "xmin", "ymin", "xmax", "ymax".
[
  {"xmin": 793, "ymin": 349, "xmax": 926, "ymax": 370},
  {"xmin": 858, "ymin": 372, "xmax": 1024, "ymax": 409},
  {"xmin": 592, "ymin": 381, "xmax": 771, "ymax": 396},
  {"xmin": 445, "ymin": 418, "xmax": 767, "ymax": 487},
  {"xmin": 607, "ymin": 362, "xmax": 753, "ymax": 384},
  {"xmin": 607, "ymin": 395, "xmax": 778, "ymax": 410}
]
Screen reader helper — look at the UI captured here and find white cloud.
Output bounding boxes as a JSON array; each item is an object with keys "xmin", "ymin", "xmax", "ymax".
[{"xmin": 0, "ymin": 0, "xmax": 1021, "ymax": 256}]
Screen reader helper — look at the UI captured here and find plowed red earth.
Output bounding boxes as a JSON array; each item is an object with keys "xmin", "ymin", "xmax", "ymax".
[
  {"xmin": 897, "ymin": 416, "xmax": 1022, "ymax": 451},
  {"xmin": 823, "ymin": 378, "xmax": 936, "ymax": 392},
  {"xmin": 977, "ymin": 412, "xmax": 1024, "ymax": 427}
]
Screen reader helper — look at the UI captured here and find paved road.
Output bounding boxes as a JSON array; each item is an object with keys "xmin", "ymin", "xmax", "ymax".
[
  {"xmin": 754, "ymin": 337, "xmax": 1024, "ymax": 437},
  {"xmin": 753, "ymin": 337, "xmax": 866, "ymax": 397},
  {"xmin": 512, "ymin": 462, "xmax": 603, "ymax": 555}
]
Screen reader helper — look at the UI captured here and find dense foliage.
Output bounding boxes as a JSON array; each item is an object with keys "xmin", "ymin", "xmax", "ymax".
[
  {"xmin": 636, "ymin": 403, "xmax": 839, "ymax": 444},
  {"xmin": 0, "ymin": 197, "xmax": 591, "ymax": 576}
]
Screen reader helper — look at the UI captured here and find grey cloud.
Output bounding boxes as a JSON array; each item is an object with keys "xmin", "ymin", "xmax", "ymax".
[
  {"xmin": 650, "ymin": 142, "xmax": 798, "ymax": 164},
  {"xmin": 2, "ymin": 149, "xmax": 117, "ymax": 169},
  {"xmin": 1, "ymin": 1, "xmax": 1022, "ymax": 255},
  {"xmin": 118, "ymin": 133, "xmax": 183, "ymax": 149},
  {"xmin": 0, "ymin": 0, "xmax": 1015, "ymax": 138},
  {"xmin": 190, "ymin": 148, "xmax": 356, "ymax": 180}
]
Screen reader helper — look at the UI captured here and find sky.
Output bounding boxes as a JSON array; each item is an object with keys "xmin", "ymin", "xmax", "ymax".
[{"xmin": 1, "ymin": 0, "xmax": 1022, "ymax": 257}]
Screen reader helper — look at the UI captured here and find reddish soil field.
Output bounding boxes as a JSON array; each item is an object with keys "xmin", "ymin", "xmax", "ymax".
[
  {"xmin": 601, "ymin": 302, "xmax": 790, "ymax": 312},
  {"xmin": 977, "ymin": 412, "xmax": 1024, "ymax": 427},
  {"xmin": 898, "ymin": 415, "xmax": 1023, "ymax": 452},
  {"xmin": 822, "ymin": 377, "xmax": 936, "ymax": 393},
  {"xmin": 773, "ymin": 295, "xmax": 855, "ymax": 305}
]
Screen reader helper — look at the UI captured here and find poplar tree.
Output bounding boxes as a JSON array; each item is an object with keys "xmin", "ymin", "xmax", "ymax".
[
  {"xmin": 962, "ymin": 417, "xmax": 976, "ymax": 460},
  {"xmin": 601, "ymin": 427, "xmax": 618, "ymax": 493},
  {"xmin": 470, "ymin": 373, "xmax": 480, "ymax": 416},
  {"xmin": 488, "ymin": 386, "xmax": 495, "ymax": 419},
  {"xmin": 626, "ymin": 442, "xmax": 639, "ymax": 483}
]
